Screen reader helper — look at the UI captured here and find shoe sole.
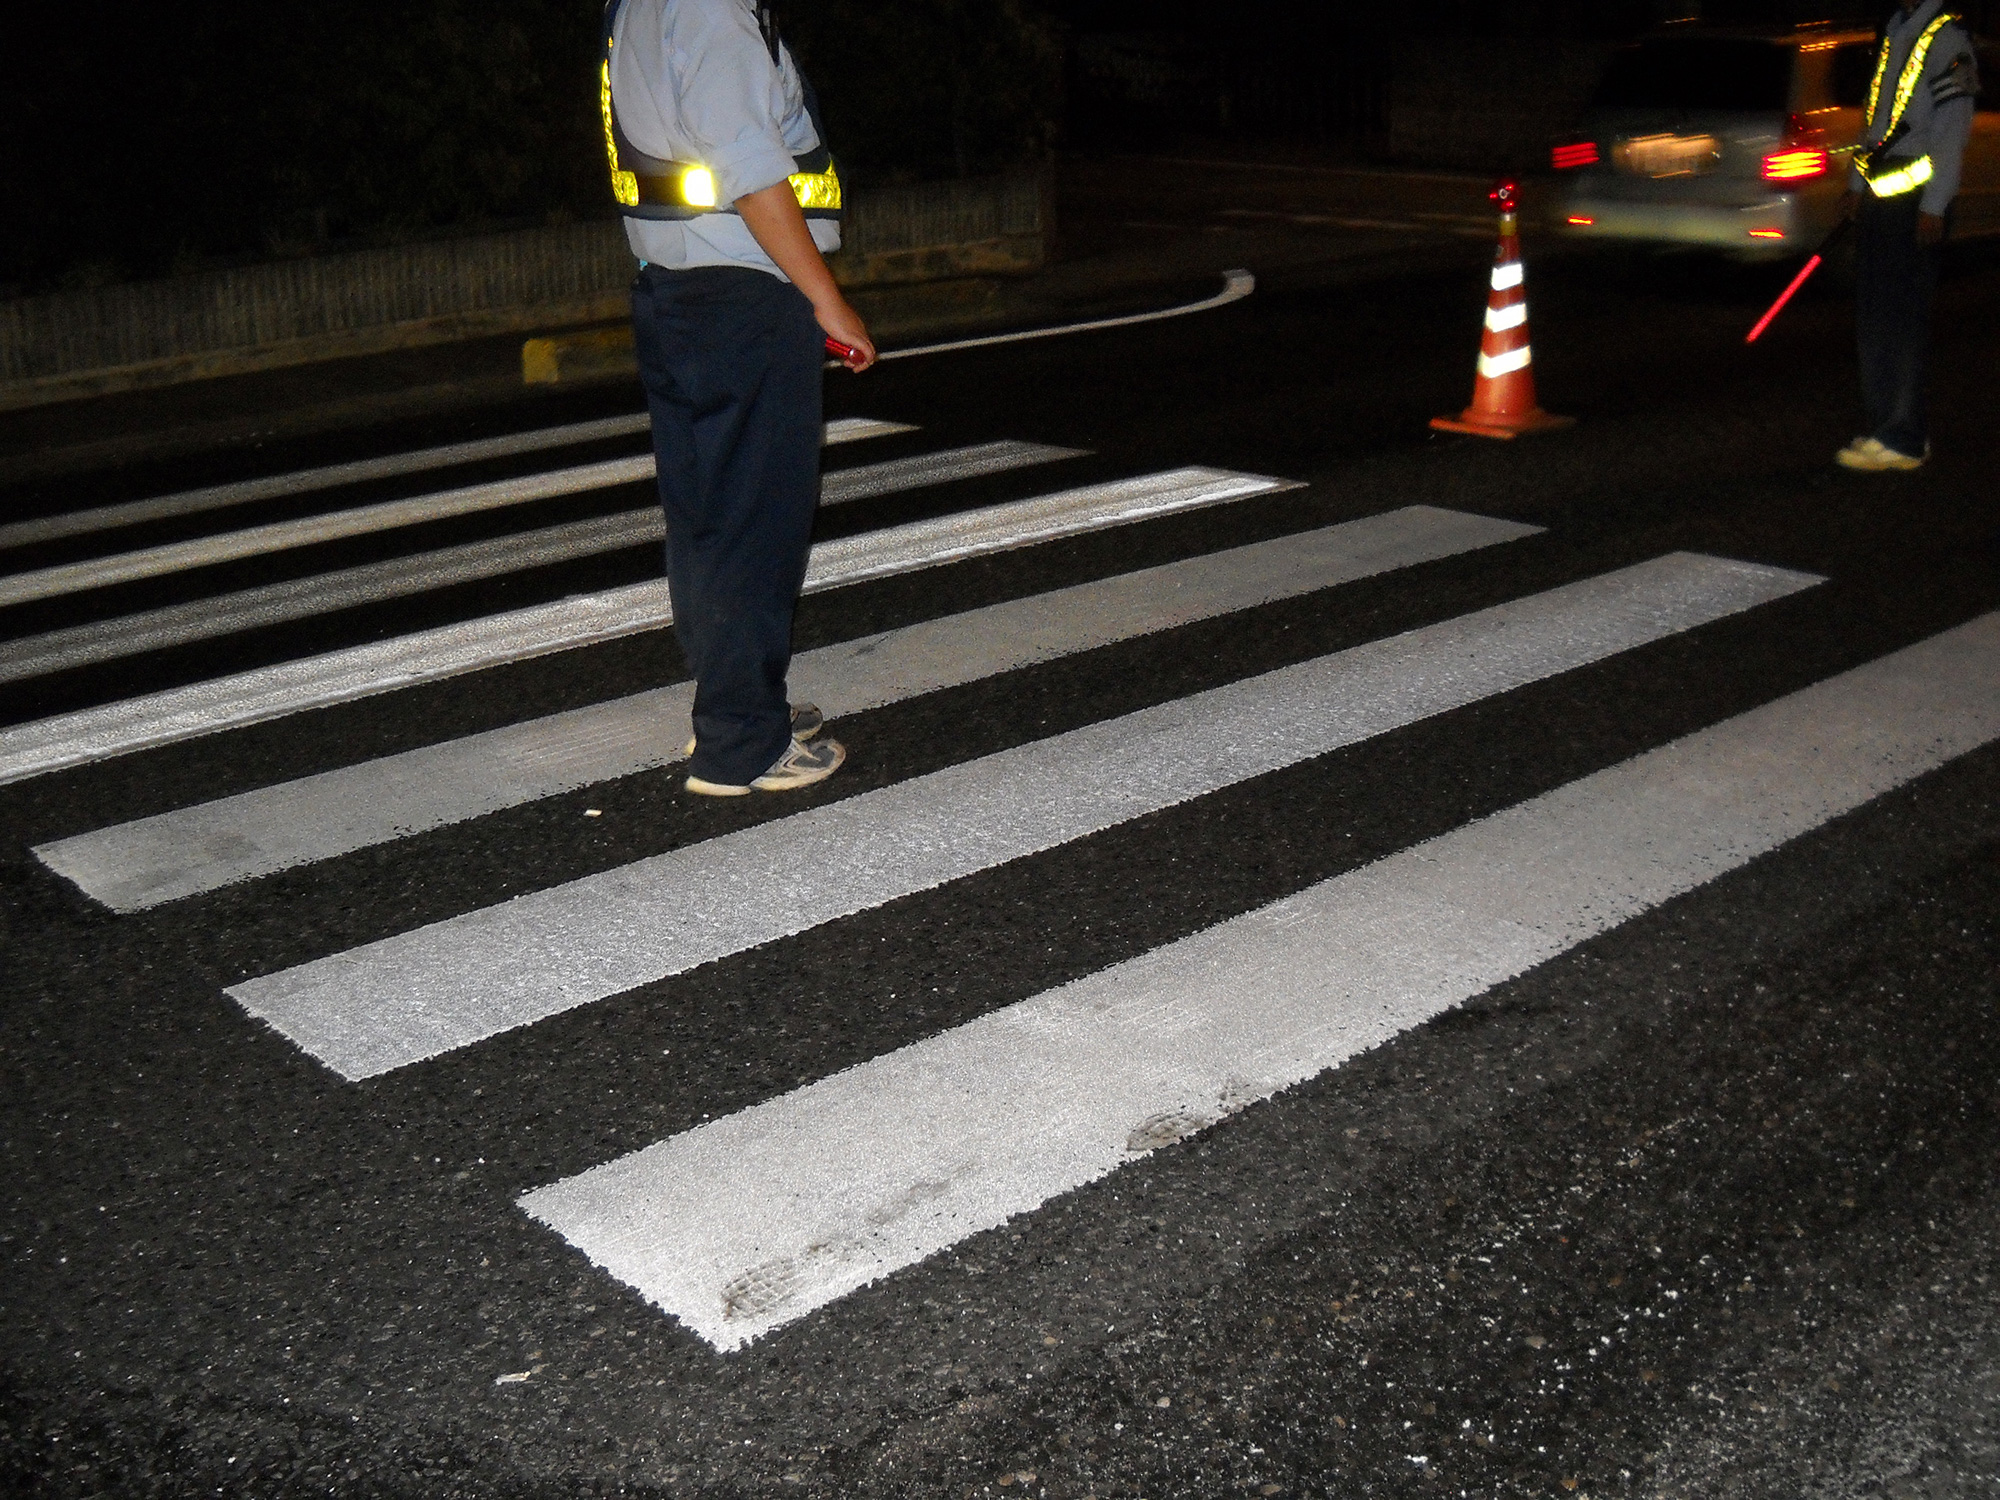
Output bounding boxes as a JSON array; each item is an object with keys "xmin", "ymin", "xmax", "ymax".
[
  {"xmin": 686, "ymin": 738, "xmax": 845, "ymax": 797},
  {"xmin": 683, "ymin": 776, "xmax": 753, "ymax": 797}
]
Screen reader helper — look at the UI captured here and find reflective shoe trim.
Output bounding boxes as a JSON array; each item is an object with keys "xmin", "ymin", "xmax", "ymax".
[
  {"xmin": 684, "ymin": 703, "xmax": 824, "ymax": 760},
  {"xmin": 683, "ymin": 773, "xmax": 753, "ymax": 797},
  {"xmin": 751, "ymin": 737, "xmax": 845, "ymax": 792},
  {"xmin": 1837, "ymin": 437, "xmax": 1926, "ymax": 471}
]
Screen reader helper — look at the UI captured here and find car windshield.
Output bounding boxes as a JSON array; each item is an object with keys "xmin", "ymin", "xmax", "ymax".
[{"xmin": 1592, "ymin": 38, "xmax": 1791, "ymax": 111}]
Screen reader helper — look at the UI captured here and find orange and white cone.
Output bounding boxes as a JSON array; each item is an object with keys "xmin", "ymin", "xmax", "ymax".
[{"xmin": 1432, "ymin": 180, "xmax": 1574, "ymax": 440}]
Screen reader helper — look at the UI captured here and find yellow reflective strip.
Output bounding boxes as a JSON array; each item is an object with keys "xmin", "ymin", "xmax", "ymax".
[
  {"xmin": 682, "ymin": 166, "xmax": 717, "ymax": 208},
  {"xmin": 1883, "ymin": 15, "xmax": 1957, "ymax": 141},
  {"xmin": 1865, "ymin": 35, "xmax": 1891, "ymax": 124},
  {"xmin": 599, "ymin": 60, "xmax": 639, "ymax": 208},
  {"xmin": 788, "ymin": 161, "xmax": 842, "ymax": 212},
  {"xmin": 1866, "ymin": 154, "xmax": 1935, "ymax": 196}
]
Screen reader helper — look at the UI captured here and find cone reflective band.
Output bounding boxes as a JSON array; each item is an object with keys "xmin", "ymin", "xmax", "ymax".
[{"xmin": 1432, "ymin": 180, "xmax": 1574, "ymax": 440}]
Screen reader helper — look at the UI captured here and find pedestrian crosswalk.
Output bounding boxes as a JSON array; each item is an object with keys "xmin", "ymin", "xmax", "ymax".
[
  {"xmin": 0, "ymin": 437, "xmax": 1080, "ymax": 611},
  {"xmin": 225, "ymin": 552, "xmax": 1815, "ymax": 1080},
  {"xmin": 0, "ymin": 439, "xmax": 1083, "ymax": 685},
  {"xmin": 524, "ymin": 612, "xmax": 2000, "ymax": 1351},
  {"xmin": 6, "ymin": 396, "xmax": 1998, "ymax": 1365},
  {"xmin": 0, "ymin": 465, "xmax": 1293, "ymax": 784},
  {"xmin": 38, "ymin": 505, "xmax": 1537, "ymax": 909},
  {"xmin": 0, "ymin": 413, "xmax": 910, "ymax": 552}
]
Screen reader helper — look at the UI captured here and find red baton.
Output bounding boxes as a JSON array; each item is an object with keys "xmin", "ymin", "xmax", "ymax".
[{"xmin": 1745, "ymin": 218, "xmax": 1852, "ymax": 344}]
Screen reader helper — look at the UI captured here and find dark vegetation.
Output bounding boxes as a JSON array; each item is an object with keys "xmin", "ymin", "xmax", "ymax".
[{"xmin": 0, "ymin": 0, "xmax": 1061, "ymax": 296}]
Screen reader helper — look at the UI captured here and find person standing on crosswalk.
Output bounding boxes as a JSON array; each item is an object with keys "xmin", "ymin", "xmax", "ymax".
[
  {"xmin": 601, "ymin": 0, "xmax": 874, "ymax": 793},
  {"xmin": 1835, "ymin": 0, "xmax": 1978, "ymax": 472}
]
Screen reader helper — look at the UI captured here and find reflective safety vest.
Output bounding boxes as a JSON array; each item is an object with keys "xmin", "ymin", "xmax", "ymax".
[
  {"xmin": 599, "ymin": 0, "xmax": 843, "ymax": 222},
  {"xmin": 1855, "ymin": 11, "xmax": 1959, "ymax": 197}
]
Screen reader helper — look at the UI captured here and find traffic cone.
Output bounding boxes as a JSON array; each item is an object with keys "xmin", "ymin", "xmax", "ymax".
[{"xmin": 1432, "ymin": 180, "xmax": 1574, "ymax": 439}]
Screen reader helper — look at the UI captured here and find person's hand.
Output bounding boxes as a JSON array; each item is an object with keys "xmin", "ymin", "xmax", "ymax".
[
  {"xmin": 1917, "ymin": 211, "xmax": 1946, "ymax": 246},
  {"xmin": 814, "ymin": 296, "xmax": 876, "ymax": 371},
  {"xmin": 732, "ymin": 181, "xmax": 878, "ymax": 370}
]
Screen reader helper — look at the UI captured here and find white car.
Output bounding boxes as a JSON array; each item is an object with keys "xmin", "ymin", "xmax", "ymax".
[{"xmin": 1553, "ymin": 21, "xmax": 2000, "ymax": 259}]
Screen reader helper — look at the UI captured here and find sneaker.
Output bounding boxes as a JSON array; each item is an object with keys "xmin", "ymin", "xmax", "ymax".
[
  {"xmin": 684, "ymin": 703, "xmax": 823, "ymax": 759},
  {"xmin": 685, "ymin": 736, "xmax": 845, "ymax": 797},
  {"xmin": 1836, "ymin": 436, "xmax": 1926, "ymax": 471}
]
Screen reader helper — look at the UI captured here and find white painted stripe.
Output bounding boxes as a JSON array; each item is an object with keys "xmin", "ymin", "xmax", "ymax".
[
  {"xmin": 0, "ymin": 456, "xmax": 658, "ymax": 609},
  {"xmin": 225, "ymin": 554, "xmax": 1818, "ymax": 1081},
  {"xmin": 0, "ymin": 443, "xmax": 1083, "ymax": 684},
  {"xmin": 873, "ymin": 271, "xmax": 1255, "ymax": 363},
  {"xmin": 819, "ymin": 441, "xmax": 1081, "ymax": 506},
  {"xmin": 0, "ymin": 436, "xmax": 1052, "ymax": 611},
  {"xmin": 0, "ymin": 416, "xmax": 654, "ymax": 554},
  {"xmin": 1477, "ymin": 346, "xmax": 1533, "ymax": 379},
  {"xmin": 523, "ymin": 612, "xmax": 2000, "ymax": 1351},
  {"xmin": 40, "ymin": 507, "xmax": 1540, "ymax": 910},
  {"xmin": 0, "ymin": 468, "xmax": 1293, "ymax": 787},
  {"xmin": 1483, "ymin": 303, "xmax": 1528, "ymax": 333},
  {"xmin": 0, "ymin": 512, "xmax": 666, "ymax": 686},
  {"xmin": 0, "ymin": 417, "xmax": 906, "ymax": 554},
  {"xmin": 819, "ymin": 417, "xmax": 913, "ymax": 446},
  {"xmin": 1490, "ymin": 262, "xmax": 1524, "ymax": 291}
]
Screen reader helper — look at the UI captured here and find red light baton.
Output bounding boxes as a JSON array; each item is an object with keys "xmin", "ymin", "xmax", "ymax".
[
  {"xmin": 1746, "ymin": 120, "xmax": 1899, "ymax": 344},
  {"xmin": 825, "ymin": 336, "xmax": 866, "ymax": 367},
  {"xmin": 1745, "ymin": 218, "xmax": 1852, "ymax": 344}
]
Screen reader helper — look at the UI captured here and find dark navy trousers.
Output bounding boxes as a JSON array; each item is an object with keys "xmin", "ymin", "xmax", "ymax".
[
  {"xmin": 1854, "ymin": 192, "xmax": 1943, "ymax": 461},
  {"xmin": 632, "ymin": 264, "xmax": 824, "ymax": 785}
]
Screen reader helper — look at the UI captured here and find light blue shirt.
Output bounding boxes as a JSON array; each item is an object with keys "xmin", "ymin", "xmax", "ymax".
[
  {"xmin": 1850, "ymin": 0, "xmax": 1979, "ymax": 215},
  {"xmin": 608, "ymin": 0, "xmax": 842, "ymax": 276}
]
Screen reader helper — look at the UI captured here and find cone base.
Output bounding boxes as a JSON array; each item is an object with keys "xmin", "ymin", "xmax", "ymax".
[{"xmin": 1430, "ymin": 408, "xmax": 1577, "ymax": 440}]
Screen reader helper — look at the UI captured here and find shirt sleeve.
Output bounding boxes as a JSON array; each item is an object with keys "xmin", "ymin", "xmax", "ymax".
[
  {"xmin": 665, "ymin": 0, "xmax": 800, "ymax": 205},
  {"xmin": 1918, "ymin": 93, "xmax": 1976, "ymax": 214},
  {"xmin": 1919, "ymin": 40, "xmax": 1979, "ymax": 215}
]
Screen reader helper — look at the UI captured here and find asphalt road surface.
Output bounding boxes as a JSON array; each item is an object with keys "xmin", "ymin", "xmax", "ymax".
[{"xmin": 3, "ymin": 204, "xmax": 1998, "ymax": 1500}]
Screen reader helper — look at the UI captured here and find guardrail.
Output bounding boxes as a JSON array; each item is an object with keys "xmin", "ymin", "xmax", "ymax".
[{"xmin": 0, "ymin": 170, "xmax": 1048, "ymax": 412}]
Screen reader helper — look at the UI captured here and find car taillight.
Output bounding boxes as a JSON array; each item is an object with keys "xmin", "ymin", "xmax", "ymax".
[
  {"xmin": 1761, "ymin": 147, "xmax": 1830, "ymax": 182},
  {"xmin": 1764, "ymin": 113, "xmax": 1831, "ymax": 183},
  {"xmin": 1552, "ymin": 141, "xmax": 1599, "ymax": 170}
]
